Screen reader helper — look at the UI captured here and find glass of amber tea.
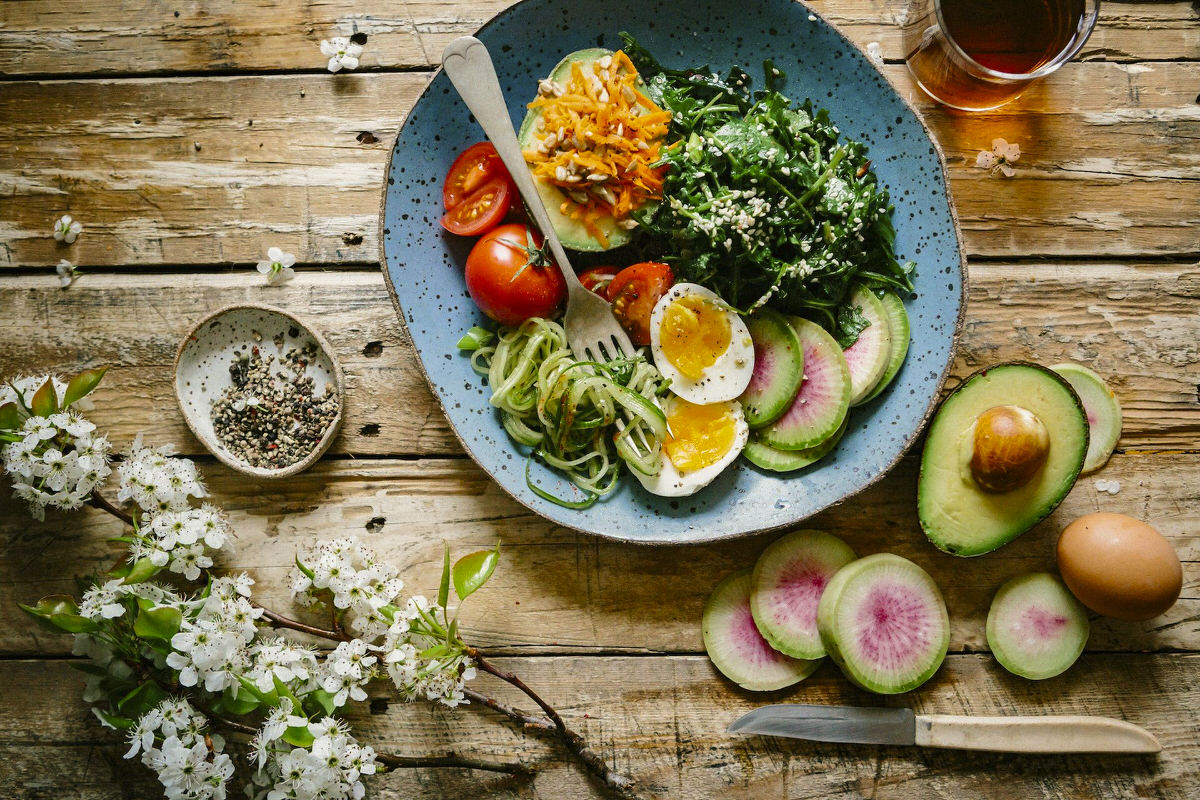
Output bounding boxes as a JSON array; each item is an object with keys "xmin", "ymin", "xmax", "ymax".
[{"xmin": 903, "ymin": 0, "xmax": 1100, "ymax": 110}]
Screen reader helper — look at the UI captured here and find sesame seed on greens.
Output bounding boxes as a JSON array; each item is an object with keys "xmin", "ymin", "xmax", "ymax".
[{"xmin": 620, "ymin": 33, "xmax": 916, "ymax": 347}]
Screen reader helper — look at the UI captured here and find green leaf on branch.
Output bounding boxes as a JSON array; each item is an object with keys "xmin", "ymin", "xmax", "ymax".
[
  {"xmin": 294, "ymin": 556, "xmax": 316, "ymax": 580},
  {"xmin": 133, "ymin": 605, "xmax": 183, "ymax": 642},
  {"xmin": 30, "ymin": 377, "xmax": 59, "ymax": 418},
  {"xmin": 419, "ymin": 642, "xmax": 451, "ymax": 660},
  {"xmin": 437, "ymin": 543, "xmax": 451, "ymax": 609},
  {"xmin": 122, "ymin": 557, "xmax": 161, "ymax": 585},
  {"xmin": 219, "ymin": 688, "xmax": 260, "ymax": 716},
  {"xmin": 62, "ymin": 366, "xmax": 108, "ymax": 409},
  {"xmin": 310, "ymin": 689, "xmax": 337, "ymax": 717},
  {"xmin": 0, "ymin": 402, "xmax": 19, "ymax": 431},
  {"xmin": 283, "ymin": 725, "xmax": 315, "ymax": 748},
  {"xmin": 117, "ymin": 681, "xmax": 168, "ymax": 718},
  {"xmin": 93, "ymin": 707, "xmax": 136, "ymax": 731},
  {"xmin": 452, "ymin": 543, "xmax": 500, "ymax": 602},
  {"xmin": 238, "ymin": 676, "xmax": 276, "ymax": 706},
  {"xmin": 19, "ymin": 595, "xmax": 100, "ymax": 634}
]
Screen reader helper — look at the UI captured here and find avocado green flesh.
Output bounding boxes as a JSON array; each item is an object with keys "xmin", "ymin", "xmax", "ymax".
[
  {"xmin": 517, "ymin": 48, "xmax": 634, "ymax": 252},
  {"xmin": 918, "ymin": 364, "xmax": 1088, "ymax": 557}
]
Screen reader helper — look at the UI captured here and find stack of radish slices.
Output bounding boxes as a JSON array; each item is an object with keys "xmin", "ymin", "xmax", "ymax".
[
  {"xmin": 740, "ymin": 286, "xmax": 910, "ymax": 472},
  {"xmin": 703, "ymin": 531, "xmax": 950, "ymax": 694}
]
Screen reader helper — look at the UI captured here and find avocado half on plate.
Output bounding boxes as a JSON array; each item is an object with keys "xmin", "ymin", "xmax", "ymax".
[
  {"xmin": 517, "ymin": 48, "xmax": 657, "ymax": 252},
  {"xmin": 918, "ymin": 362, "xmax": 1089, "ymax": 557}
]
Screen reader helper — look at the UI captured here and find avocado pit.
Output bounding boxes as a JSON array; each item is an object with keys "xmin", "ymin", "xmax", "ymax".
[{"xmin": 969, "ymin": 405, "xmax": 1050, "ymax": 493}]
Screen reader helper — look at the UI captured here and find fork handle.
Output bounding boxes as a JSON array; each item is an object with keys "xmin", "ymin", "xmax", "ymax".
[{"xmin": 441, "ymin": 36, "xmax": 583, "ymax": 295}]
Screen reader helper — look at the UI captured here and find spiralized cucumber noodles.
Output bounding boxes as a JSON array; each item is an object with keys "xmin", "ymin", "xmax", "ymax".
[{"xmin": 463, "ymin": 318, "xmax": 667, "ymax": 508}]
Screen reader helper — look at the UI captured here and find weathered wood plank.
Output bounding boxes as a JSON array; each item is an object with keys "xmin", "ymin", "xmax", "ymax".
[
  {"xmin": 0, "ymin": 0, "xmax": 1194, "ymax": 77},
  {"xmin": 2, "ymin": 0, "xmax": 1190, "ymax": 77},
  {"xmin": 2, "ymin": 451, "xmax": 1195, "ymax": 658},
  {"xmin": 1, "ymin": 64, "xmax": 1198, "ymax": 266},
  {"xmin": 1, "ymin": 263, "xmax": 1195, "ymax": 456},
  {"xmin": 2, "ymin": 654, "xmax": 1197, "ymax": 799}
]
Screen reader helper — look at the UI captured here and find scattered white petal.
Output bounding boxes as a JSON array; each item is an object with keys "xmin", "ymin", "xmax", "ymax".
[
  {"xmin": 865, "ymin": 42, "xmax": 884, "ymax": 67},
  {"xmin": 256, "ymin": 246, "xmax": 297, "ymax": 285},
  {"xmin": 56, "ymin": 259, "xmax": 80, "ymax": 289},
  {"xmin": 321, "ymin": 37, "xmax": 364, "ymax": 73},
  {"xmin": 53, "ymin": 215, "xmax": 83, "ymax": 244}
]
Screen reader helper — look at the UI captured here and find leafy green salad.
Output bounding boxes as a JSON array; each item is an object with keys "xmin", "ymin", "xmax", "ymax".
[{"xmin": 623, "ymin": 34, "xmax": 915, "ymax": 345}]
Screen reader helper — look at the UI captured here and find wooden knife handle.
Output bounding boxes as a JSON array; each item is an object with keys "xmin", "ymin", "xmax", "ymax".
[{"xmin": 914, "ymin": 714, "xmax": 1161, "ymax": 754}]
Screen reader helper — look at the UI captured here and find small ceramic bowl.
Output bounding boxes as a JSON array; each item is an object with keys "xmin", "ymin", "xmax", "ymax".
[{"xmin": 174, "ymin": 303, "xmax": 345, "ymax": 478}]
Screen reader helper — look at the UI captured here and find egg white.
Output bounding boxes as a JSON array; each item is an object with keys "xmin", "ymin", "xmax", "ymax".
[
  {"xmin": 649, "ymin": 283, "xmax": 755, "ymax": 405},
  {"xmin": 635, "ymin": 396, "xmax": 749, "ymax": 497}
]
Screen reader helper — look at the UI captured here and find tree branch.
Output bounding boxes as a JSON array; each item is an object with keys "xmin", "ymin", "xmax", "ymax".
[
  {"xmin": 462, "ymin": 687, "xmax": 555, "ymax": 733},
  {"xmin": 469, "ymin": 652, "xmax": 637, "ymax": 798},
  {"xmin": 253, "ymin": 603, "xmax": 349, "ymax": 642},
  {"xmin": 375, "ymin": 752, "xmax": 533, "ymax": 776},
  {"xmin": 89, "ymin": 490, "xmax": 134, "ymax": 526}
]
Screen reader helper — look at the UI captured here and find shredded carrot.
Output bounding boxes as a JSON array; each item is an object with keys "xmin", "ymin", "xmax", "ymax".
[{"xmin": 522, "ymin": 50, "xmax": 670, "ymax": 244}]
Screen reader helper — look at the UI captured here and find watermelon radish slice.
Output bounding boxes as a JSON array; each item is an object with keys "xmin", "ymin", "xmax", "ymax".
[
  {"xmin": 860, "ymin": 291, "xmax": 911, "ymax": 404},
  {"xmin": 817, "ymin": 553, "xmax": 949, "ymax": 694},
  {"xmin": 987, "ymin": 572, "xmax": 1089, "ymax": 680},
  {"xmin": 743, "ymin": 417, "xmax": 846, "ymax": 473},
  {"xmin": 842, "ymin": 285, "xmax": 892, "ymax": 406},
  {"xmin": 702, "ymin": 569, "xmax": 821, "ymax": 691},
  {"xmin": 740, "ymin": 309, "xmax": 805, "ymax": 428},
  {"xmin": 1051, "ymin": 363, "xmax": 1122, "ymax": 473},
  {"xmin": 758, "ymin": 317, "xmax": 850, "ymax": 451},
  {"xmin": 750, "ymin": 531, "xmax": 857, "ymax": 659}
]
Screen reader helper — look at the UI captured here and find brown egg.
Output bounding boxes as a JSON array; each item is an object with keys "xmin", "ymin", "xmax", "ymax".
[{"xmin": 1057, "ymin": 513, "xmax": 1182, "ymax": 621}]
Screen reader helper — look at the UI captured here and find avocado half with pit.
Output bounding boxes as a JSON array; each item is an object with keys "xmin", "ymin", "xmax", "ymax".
[
  {"xmin": 918, "ymin": 363, "xmax": 1089, "ymax": 557},
  {"xmin": 516, "ymin": 48, "xmax": 648, "ymax": 252}
]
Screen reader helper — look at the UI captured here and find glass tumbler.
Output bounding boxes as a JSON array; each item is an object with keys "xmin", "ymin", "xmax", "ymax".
[{"xmin": 902, "ymin": 0, "xmax": 1101, "ymax": 111}]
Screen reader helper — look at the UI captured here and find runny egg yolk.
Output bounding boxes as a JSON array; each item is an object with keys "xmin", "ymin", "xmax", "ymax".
[
  {"xmin": 659, "ymin": 294, "xmax": 731, "ymax": 380},
  {"xmin": 664, "ymin": 399, "xmax": 737, "ymax": 472}
]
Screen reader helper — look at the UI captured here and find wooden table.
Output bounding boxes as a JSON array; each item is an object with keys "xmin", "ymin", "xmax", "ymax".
[{"xmin": 1, "ymin": 1, "xmax": 1197, "ymax": 797}]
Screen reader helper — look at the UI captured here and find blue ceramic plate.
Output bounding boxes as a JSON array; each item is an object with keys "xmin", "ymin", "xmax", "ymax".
[{"xmin": 380, "ymin": 0, "xmax": 965, "ymax": 544}]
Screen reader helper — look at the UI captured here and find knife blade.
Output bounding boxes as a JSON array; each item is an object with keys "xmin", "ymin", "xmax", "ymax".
[{"xmin": 728, "ymin": 705, "xmax": 1161, "ymax": 754}]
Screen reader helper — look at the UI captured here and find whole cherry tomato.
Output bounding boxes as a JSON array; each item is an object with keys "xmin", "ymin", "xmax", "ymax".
[{"xmin": 465, "ymin": 224, "xmax": 567, "ymax": 325}]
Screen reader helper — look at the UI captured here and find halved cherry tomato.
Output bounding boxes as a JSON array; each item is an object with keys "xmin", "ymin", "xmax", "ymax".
[
  {"xmin": 608, "ymin": 262, "xmax": 674, "ymax": 346},
  {"xmin": 465, "ymin": 224, "xmax": 566, "ymax": 325},
  {"xmin": 443, "ymin": 142, "xmax": 508, "ymax": 210},
  {"xmin": 440, "ymin": 177, "xmax": 512, "ymax": 237},
  {"xmin": 578, "ymin": 266, "xmax": 620, "ymax": 299}
]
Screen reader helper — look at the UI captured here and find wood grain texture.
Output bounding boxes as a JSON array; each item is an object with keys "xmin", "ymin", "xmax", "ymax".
[
  {"xmin": 1, "ymin": 63, "xmax": 1198, "ymax": 267},
  {"xmin": 3, "ymin": 451, "xmax": 1196, "ymax": 658},
  {"xmin": 0, "ymin": 0, "xmax": 1195, "ymax": 77},
  {"xmin": 1, "ymin": 655, "xmax": 1197, "ymax": 799},
  {"xmin": 2, "ymin": 263, "xmax": 1196, "ymax": 456}
]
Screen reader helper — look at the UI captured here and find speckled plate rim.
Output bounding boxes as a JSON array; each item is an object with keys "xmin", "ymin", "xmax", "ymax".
[
  {"xmin": 377, "ymin": 0, "xmax": 968, "ymax": 545},
  {"xmin": 173, "ymin": 302, "xmax": 347, "ymax": 480}
]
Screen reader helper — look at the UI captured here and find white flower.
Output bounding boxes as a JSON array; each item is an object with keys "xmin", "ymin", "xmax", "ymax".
[
  {"xmin": 246, "ymin": 636, "xmax": 319, "ymax": 695},
  {"xmin": 256, "ymin": 246, "xmax": 296, "ymax": 285},
  {"xmin": 257, "ymin": 719, "xmax": 376, "ymax": 800},
  {"xmin": 290, "ymin": 538, "xmax": 404, "ymax": 640},
  {"xmin": 320, "ymin": 639, "xmax": 376, "ymax": 707},
  {"xmin": 249, "ymin": 699, "xmax": 302, "ymax": 770},
  {"xmin": 117, "ymin": 434, "xmax": 206, "ymax": 514},
  {"xmin": 53, "ymin": 214, "xmax": 83, "ymax": 244},
  {"xmin": 127, "ymin": 699, "xmax": 233, "ymax": 800},
  {"xmin": 377, "ymin": 595, "xmax": 476, "ymax": 708},
  {"xmin": 975, "ymin": 137, "xmax": 1020, "ymax": 178},
  {"xmin": 2, "ymin": 411, "xmax": 111, "ymax": 519},
  {"xmin": 320, "ymin": 37, "xmax": 363, "ymax": 73},
  {"xmin": 57, "ymin": 259, "xmax": 80, "ymax": 288}
]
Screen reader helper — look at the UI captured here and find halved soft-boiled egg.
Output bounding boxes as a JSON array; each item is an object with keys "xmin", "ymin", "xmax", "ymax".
[
  {"xmin": 650, "ymin": 283, "xmax": 755, "ymax": 404},
  {"xmin": 636, "ymin": 396, "xmax": 749, "ymax": 497}
]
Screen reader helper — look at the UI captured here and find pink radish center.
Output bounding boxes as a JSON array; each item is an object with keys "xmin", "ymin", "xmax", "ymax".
[
  {"xmin": 769, "ymin": 565, "xmax": 828, "ymax": 628},
  {"xmin": 733, "ymin": 605, "xmax": 788, "ymax": 666},
  {"xmin": 1007, "ymin": 605, "xmax": 1069, "ymax": 654},
  {"xmin": 747, "ymin": 340, "xmax": 775, "ymax": 393},
  {"xmin": 852, "ymin": 582, "xmax": 934, "ymax": 670},
  {"xmin": 843, "ymin": 323, "xmax": 881, "ymax": 369}
]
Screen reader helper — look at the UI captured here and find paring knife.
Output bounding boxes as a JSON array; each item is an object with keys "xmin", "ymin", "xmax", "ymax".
[{"xmin": 728, "ymin": 704, "xmax": 1160, "ymax": 754}]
